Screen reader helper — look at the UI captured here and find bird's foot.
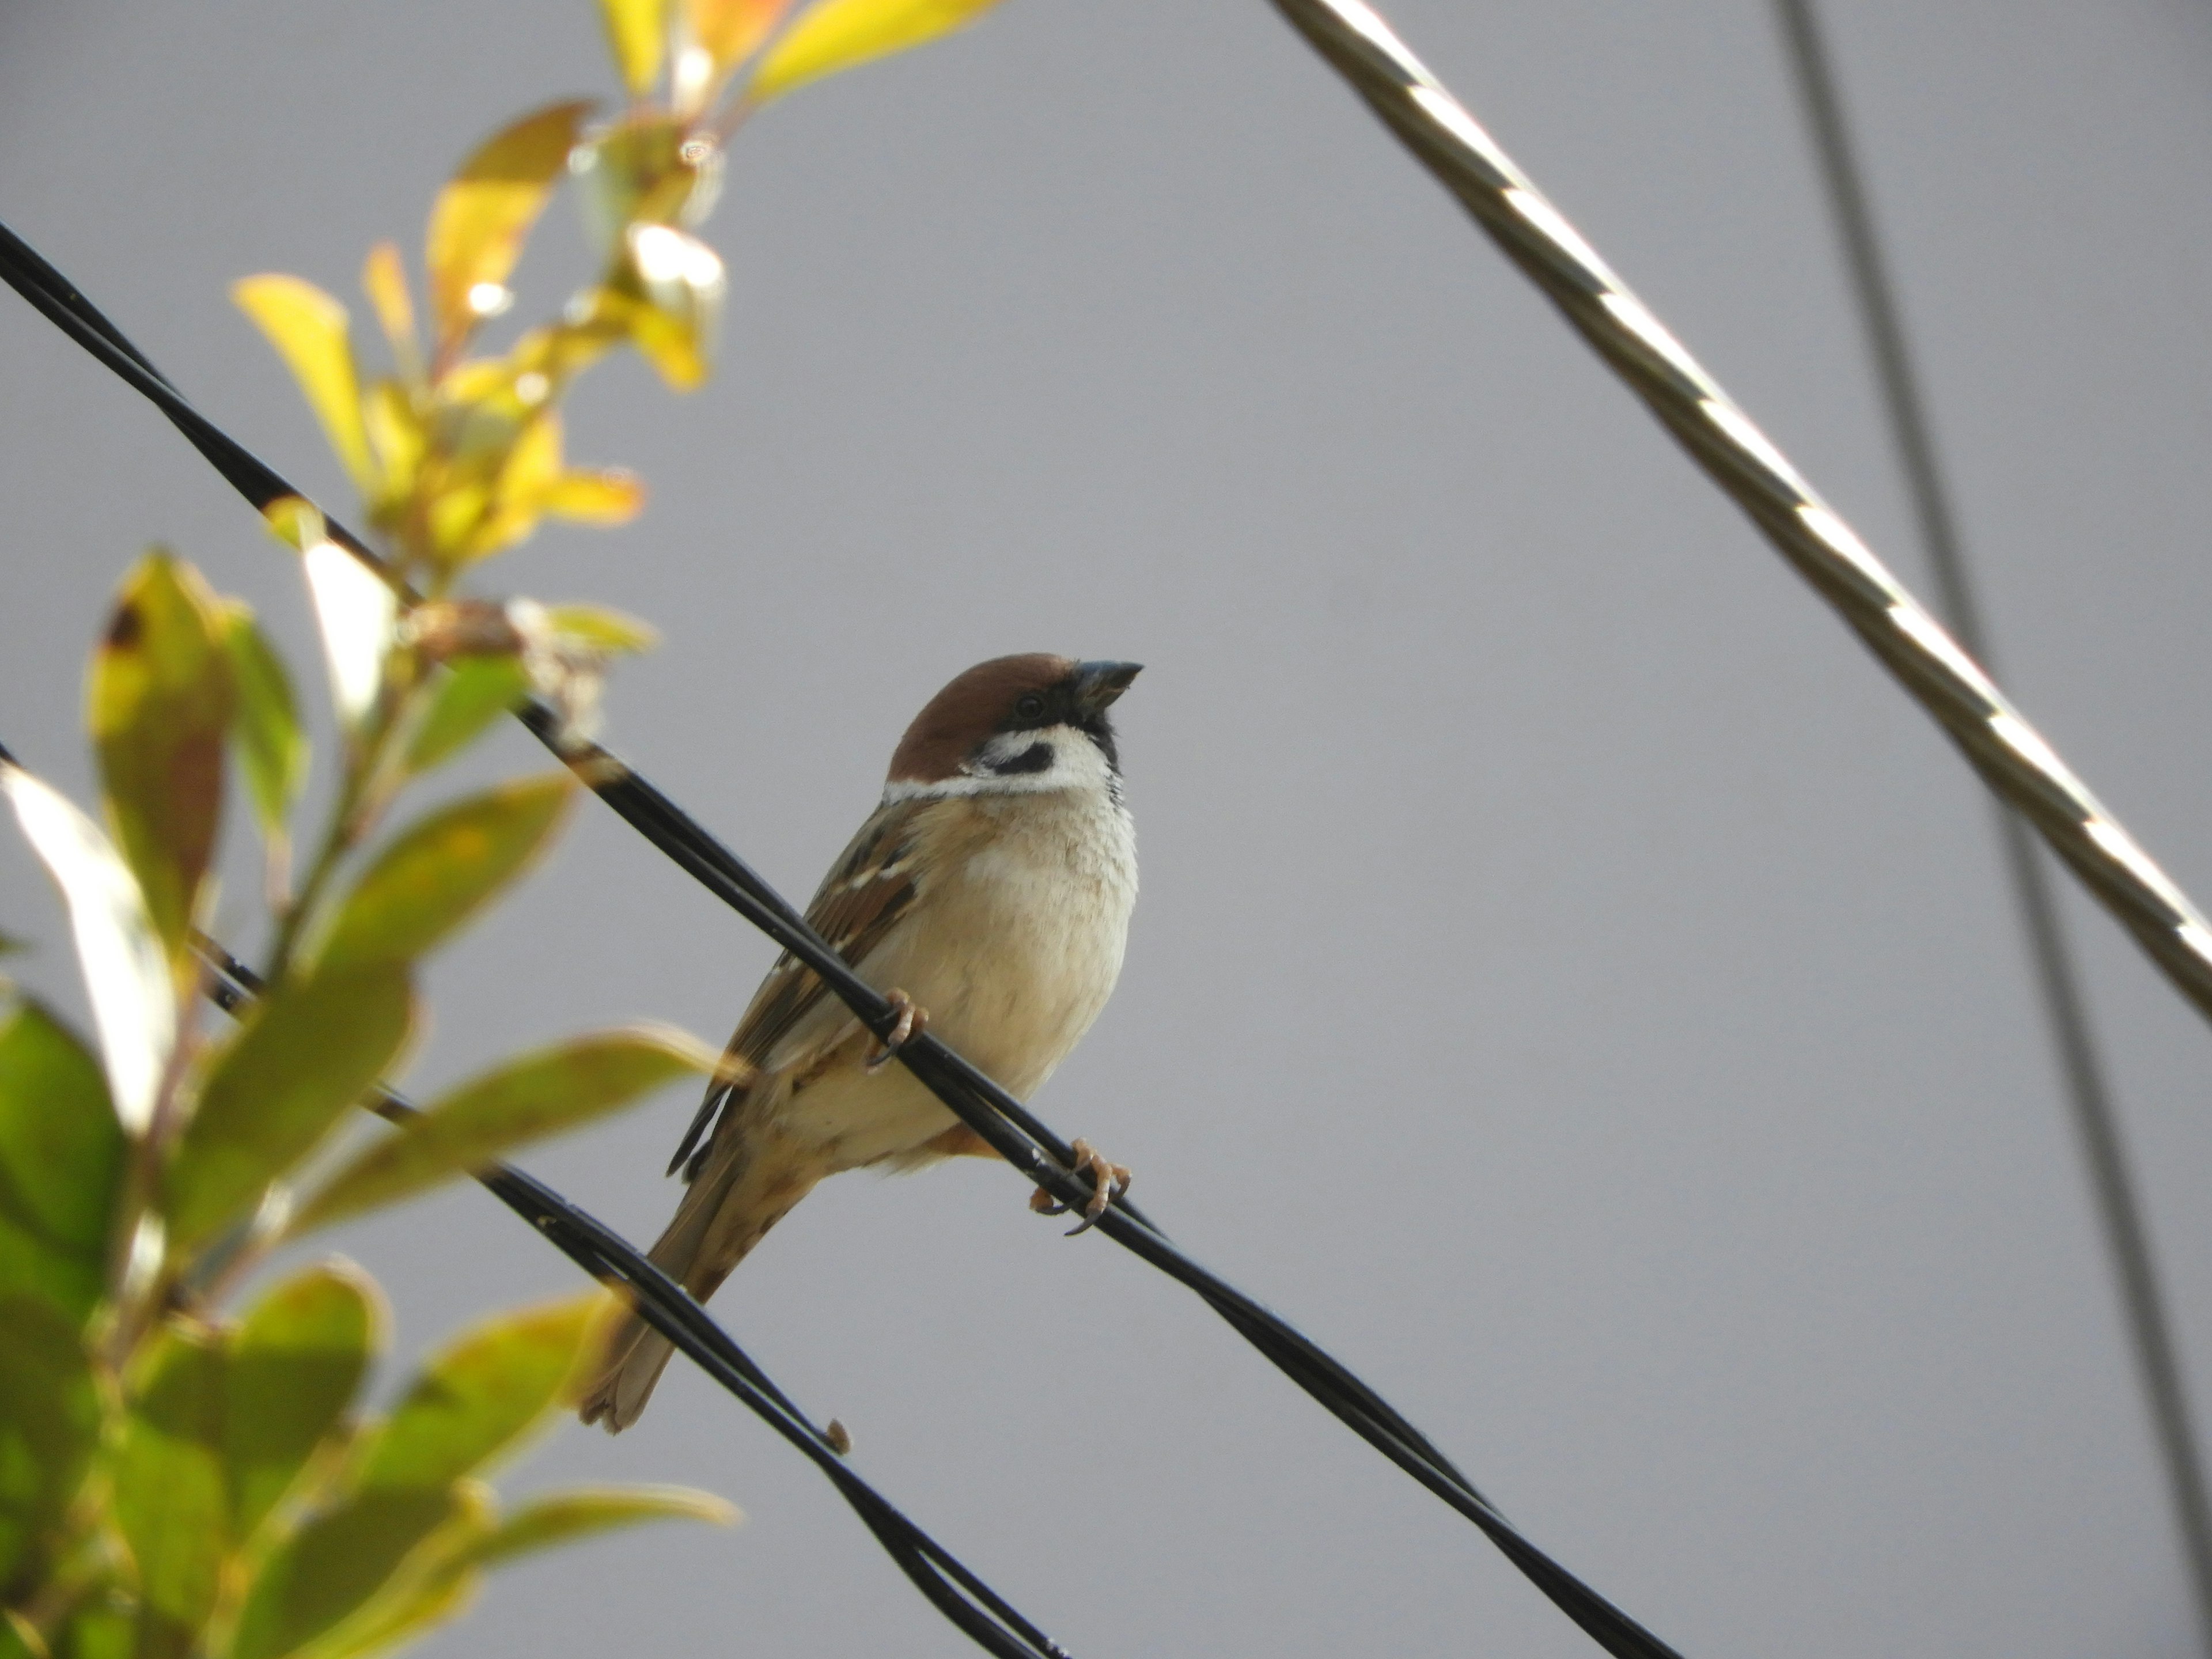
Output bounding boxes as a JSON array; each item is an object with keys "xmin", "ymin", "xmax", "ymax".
[
  {"xmin": 865, "ymin": 989, "xmax": 928, "ymax": 1072},
  {"xmin": 1029, "ymin": 1137, "xmax": 1131, "ymax": 1235}
]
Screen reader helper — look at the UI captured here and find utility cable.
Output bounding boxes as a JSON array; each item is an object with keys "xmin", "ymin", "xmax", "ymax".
[{"xmin": 1770, "ymin": 2, "xmax": 2212, "ymax": 1644}]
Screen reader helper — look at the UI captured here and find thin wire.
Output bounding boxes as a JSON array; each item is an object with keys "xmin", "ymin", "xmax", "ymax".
[
  {"xmin": 1768, "ymin": 2, "xmax": 2212, "ymax": 1643},
  {"xmin": 1263, "ymin": 0, "xmax": 2212, "ymax": 1043},
  {"xmin": 0, "ymin": 222, "xmax": 1691, "ymax": 1657},
  {"xmin": 192, "ymin": 941, "xmax": 1073, "ymax": 1659}
]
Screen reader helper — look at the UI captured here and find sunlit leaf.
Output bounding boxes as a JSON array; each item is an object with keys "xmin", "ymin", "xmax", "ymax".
[
  {"xmin": 228, "ymin": 1263, "xmax": 384, "ymax": 1536},
  {"xmin": 749, "ymin": 0, "xmax": 1001, "ymax": 101},
  {"xmin": 0, "ymin": 762, "xmax": 173, "ymax": 1135},
  {"xmin": 359, "ymin": 245, "xmax": 419, "ymax": 378},
  {"xmin": 220, "ymin": 602, "xmax": 308, "ymax": 842},
  {"xmin": 163, "ymin": 964, "xmax": 415, "ymax": 1253},
  {"xmin": 302, "ymin": 549, "xmax": 397, "ymax": 732},
  {"xmin": 293, "ymin": 1028, "xmax": 714, "ymax": 1232},
  {"xmin": 316, "ymin": 775, "xmax": 574, "ymax": 971},
  {"xmin": 228, "ymin": 1487, "xmax": 464, "ymax": 1659},
  {"xmin": 355, "ymin": 1296, "xmax": 600, "ymax": 1491},
  {"xmin": 471, "ymin": 1484, "xmax": 736, "ymax": 1567},
  {"xmin": 235, "ymin": 277, "xmax": 376, "ymax": 495},
  {"xmin": 263, "ymin": 499, "xmax": 399, "ymax": 730},
  {"xmin": 404, "ymin": 657, "xmax": 532, "ymax": 776},
  {"xmin": 600, "ymin": 0, "xmax": 668, "ymax": 94},
  {"xmin": 454, "ymin": 412, "xmax": 563, "ymax": 564},
  {"xmin": 0, "ymin": 1609, "xmax": 43, "ymax": 1659},
  {"xmin": 0, "ymin": 1295, "xmax": 100, "ymax": 1593},
  {"xmin": 569, "ymin": 116, "xmax": 719, "ymax": 256},
  {"xmin": 88, "ymin": 552, "xmax": 234, "ymax": 966},
  {"xmin": 361, "ymin": 382, "xmax": 426, "ymax": 514},
  {"xmin": 426, "ymin": 101, "xmax": 596, "ymax": 357},
  {"xmin": 541, "ymin": 604, "xmax": 658, "ymax": 656},
  {"xmin": 612, "ymin": 228, "xmax": 724, "ymax": 390},
  {"xmin": 681, "ymin": 0, "xmax": 790, "ymax": 105},
  {"xmin": 113, "ymin": 1323, "xmax": 229, "ymax": 1659},
  {"xmin": 539, "ymin": 470, "xmax": 644, "ymax": 526},
  {"xmin": 0, "ymin": 1003, "xmax": 122, "ymax": 1327}
]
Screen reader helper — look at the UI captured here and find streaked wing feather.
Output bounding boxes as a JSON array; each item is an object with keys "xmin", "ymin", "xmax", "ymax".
[{"xmin": 668, "ymin": 797, "xmax": 929, "ymax": 1179}]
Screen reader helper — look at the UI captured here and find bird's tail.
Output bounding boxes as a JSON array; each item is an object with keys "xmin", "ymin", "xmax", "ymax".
[{"xmin": 578, "ymin": 1119, "xmax": 819, "ymax": 1433}]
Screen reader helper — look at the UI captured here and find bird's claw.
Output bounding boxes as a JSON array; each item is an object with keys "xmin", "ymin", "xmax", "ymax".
[
  {"xmin": 1029, "ymin": 1137, "xmax": 1131, "ymax": 1235},
  {"xmin": 865, "ymin": 990, "xmax": 927, "ymax": 1072}
]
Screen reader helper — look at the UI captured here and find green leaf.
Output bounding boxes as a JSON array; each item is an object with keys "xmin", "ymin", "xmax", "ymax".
[
  {"xmin": 220, "ymin": 602, "xmax": 308, "ymax": 842},
  {"xmin": 0, "ymin": 1295, "xmax": 99, "ymax": 1595},
  {"xmin": 426, "ymin": 101, "xmax": 596, "ymax": 355},
  {"xmin": 289, "ymin": 1559, "xmax": 480, "ymax": 1659},
  {"xmin": 293, "ymin": 1028, "xmax": 713, "ymax": 1233},
  {"xmin": 228, "ymin": 1263, "xmax": 384, "ymax": 1536},
  {"xmin": 404, "ymin": 658, "xmax": 532, "ymax": 775},
  {"xmin": 749, "ymin": 0, "xmax": 1001, "ymax": 101},
  {"xmin": 112, "ymin": 1323, "xmax": 229, "ymax": 1659},
  {"xmin": 234, "ymin": 278, "xmax": 375, "ymax": 495},
  {"xmin": 227, "ymin": 1487, "xmax": 463, "ymax": 1659},
  {"xmin": 612, "ymin": 229, "xmax": 724, "ymax": 390},
  {"xmin": 0, "ymin": 762, "xmax": 172, "ymax": 1136},
  {"xmin": 164, "ymin": 964, "xmax": 415, "ymax": 1253},
  {"xmin": 55, "ymin": 1593, "xmax": 131, "ymax": 1659},
  {"xmin": 1, "ymin": 1609, "xmax": 44, "ymax": 1659},
  {"xmin": 471, "ymin": 1483, "xmax": 736, "ymax": 1567},
  {"xmin": 316, "ymin": 776, "xmax": 574, "ymax": 971},
  {"xmin": 0, "ymin": 1003, "xmax": 122, "ymax": 1328},
  {"xmin": 541, "ymin": 604, "xmax": 658, "ymax": 656},
  {"xmin": 355, "ymin": 1296, "xmax": 600, "ymax": 1491},
  {"xmin": 87, "ymin": 551, "xmax": 234, "ymax": 968},
  {"xmin": 600, "ymin": 0, "xmax": 667, "ymax": 94}
]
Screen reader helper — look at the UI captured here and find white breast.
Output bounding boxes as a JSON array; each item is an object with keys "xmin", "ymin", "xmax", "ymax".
[{"xmin": 781, "ymin": 783, "xmax": 1137, "ymax": 1170}]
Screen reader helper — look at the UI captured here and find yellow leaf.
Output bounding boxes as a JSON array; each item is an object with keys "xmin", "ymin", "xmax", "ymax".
[
  {"xmin": 362, "ymin": 380, "xmax": 425, "ymax": 512},
  {"xmin": 540, "ymin": 470, "xmax": 643, "ymax": 525},
  {"xmin": 361, "ymin": 244, "xmax": 420, "ymax": 376},
  {"xmin": 600, "ymin": 0, "xmax": 668, "ymax": 95},
  {"xmin": 684, "ymin": 0, "xmax": 790, "ymax": 89},
  {"xmin": 425, "ymin": 100, "xmax": 596, "ymax": 358},
  {"xmin": 750, "ymin": 0, "xmax": 1002, "ymax": 101},
  {"xmin": 541, "ymin": 604, "xmax": 658, "ymax": 654},
  {"xmin": 234, "ymin": 276, "xmax": 376, "ymax": 494}
]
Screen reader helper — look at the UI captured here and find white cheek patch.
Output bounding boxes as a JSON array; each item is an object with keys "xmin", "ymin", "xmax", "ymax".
[{"xmin": 885, "ymin": 724, "xmax": 1116, "ymax": 803}]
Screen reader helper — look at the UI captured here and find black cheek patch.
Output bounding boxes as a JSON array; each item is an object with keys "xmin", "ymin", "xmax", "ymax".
[{"xmin": 994, "ymin": 741, "xmax": 1055, "ymax": 775}]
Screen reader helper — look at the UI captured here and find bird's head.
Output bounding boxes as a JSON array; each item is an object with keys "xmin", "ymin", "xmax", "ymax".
[{"xmin": 885, "ymin": 654, "xmax": 1142, "ymax": 801}]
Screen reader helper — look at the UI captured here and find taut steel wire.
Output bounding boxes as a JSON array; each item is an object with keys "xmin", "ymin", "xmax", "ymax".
[
  {"xmin": 1769, "ymin": 0, "xmax": 2212, "ymax": 1645},
  {"xmin": 1268, "ymin": 0, "xmax": 2212, "ymax": 1036}
]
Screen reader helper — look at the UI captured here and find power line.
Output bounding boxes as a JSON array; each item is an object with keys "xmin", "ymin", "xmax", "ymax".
[
  {"xmin": 1768, "ymin": 1, "xmax": 2212, "ymax": 1645},
  {"xmin": 1265, "ymin": 0, "xmax": 2212, "ymax": 1043},
  {"xmin": 0, "ymin": 219, "xmax": 1690, "ymax": 1658}
]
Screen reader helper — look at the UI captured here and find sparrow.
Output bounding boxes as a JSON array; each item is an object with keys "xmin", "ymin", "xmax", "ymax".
[{"xmin": 580, "ymin": 654, "xmax": 1142, "ymax": 1431}]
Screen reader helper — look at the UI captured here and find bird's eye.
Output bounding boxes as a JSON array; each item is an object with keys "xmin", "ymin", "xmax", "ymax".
[{"xmin": 1013, "ymin": 692, "xmax": 1047, "ymax": 721}]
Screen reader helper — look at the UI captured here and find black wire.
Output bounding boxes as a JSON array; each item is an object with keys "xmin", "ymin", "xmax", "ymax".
[
  {"xmin": 2, "ymin": 217, "xmax": 1690, "ymax": 1659},
  {"xmin": 192, "ymin": 941, "xmax": 1071, "ymax": 1659},
  {"xmin": 1769, "ymin": 3, "xmax": 2212, "ymax": 1646}
]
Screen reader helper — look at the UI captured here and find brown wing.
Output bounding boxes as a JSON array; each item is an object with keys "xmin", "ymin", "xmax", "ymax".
[{"xmin": 666, "ymin": 796, "xmax": 932, "ymax": 1179}]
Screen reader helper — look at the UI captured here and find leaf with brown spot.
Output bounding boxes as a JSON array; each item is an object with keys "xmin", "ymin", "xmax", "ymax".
[{"xmin": 86, "ymin": 552, "xmax": 234, "ymax": 967}]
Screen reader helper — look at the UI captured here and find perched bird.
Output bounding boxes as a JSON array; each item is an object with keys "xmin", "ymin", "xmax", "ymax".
[{"xmin": 581, "ymin": 654, "xmax": 1142, "ymax": 1431}]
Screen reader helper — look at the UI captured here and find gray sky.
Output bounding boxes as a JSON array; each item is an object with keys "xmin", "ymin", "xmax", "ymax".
[{"xmin": 6, "ymin": 1, "xmax": 2212, "ymax": 1654}]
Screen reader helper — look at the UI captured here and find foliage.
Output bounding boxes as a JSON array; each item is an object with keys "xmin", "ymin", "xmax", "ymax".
[{"xmin": 1, "ymin": 1, "xmax": 1009, "ymax": 1654}]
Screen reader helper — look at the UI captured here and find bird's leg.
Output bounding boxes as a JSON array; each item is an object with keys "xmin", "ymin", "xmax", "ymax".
[
  {"xmin": 864, "ymin": 988, "xmax": 928, "ymax": 1072},
  {"xmin": 1029, "ymin": 1137, "xmax": 1132, "ymax": 1234}
]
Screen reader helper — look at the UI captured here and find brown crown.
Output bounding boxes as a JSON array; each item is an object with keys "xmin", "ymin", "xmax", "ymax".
[{"xmin": 887, "ymin": 654, "xmax": 1077, "ymax": 783}]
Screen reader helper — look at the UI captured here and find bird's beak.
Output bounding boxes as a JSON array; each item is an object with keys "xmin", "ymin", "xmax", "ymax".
[{"xmin": 1071, "ymin": 661, "xmax": 1142, "ymax": 714}]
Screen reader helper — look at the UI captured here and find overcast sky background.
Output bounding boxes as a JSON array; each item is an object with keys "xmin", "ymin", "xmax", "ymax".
[{"xmin": 6, "ymin": 1, "xmax": 2212, "ymax": 1654}]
